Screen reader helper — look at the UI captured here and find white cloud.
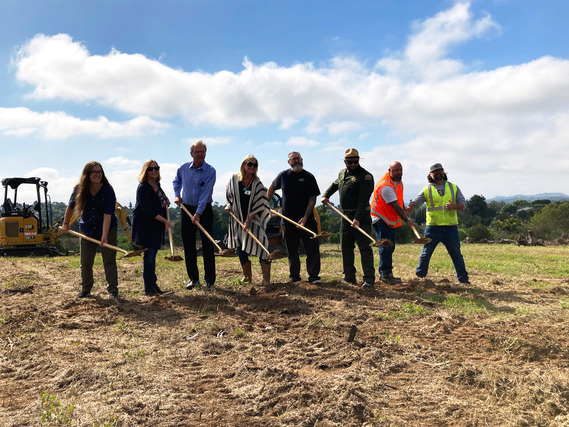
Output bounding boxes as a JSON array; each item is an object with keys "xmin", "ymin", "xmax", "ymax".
[
  {"xmin": 0, "ymin": 107, "xmax": 168, "ymax": 139},
  {"xmin": 285, "ymin": 136, "xmax": 320, "ymax": 148}
]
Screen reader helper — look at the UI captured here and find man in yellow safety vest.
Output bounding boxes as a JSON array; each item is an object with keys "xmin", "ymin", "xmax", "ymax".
[{"xmin": 406, "ymin": 163, "xmax": 470, "ymax": 284}]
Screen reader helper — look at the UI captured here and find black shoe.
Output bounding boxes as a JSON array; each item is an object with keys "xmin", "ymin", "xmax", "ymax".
[
  {"xmin": 109, "ymin": 291, "xmax": 119, "ymax": 299},
  {"xmin": 343, "ymin": 277, "xmax": 357, "ymax": 285},
  {"xmin": 145, "ymin": 291, "xmax": 160, "ymax": 297},
  {"xmin": 76, "ymin": 290, "xmax": 90, "ymax": 298},
  {"xmin": 154, "ymin": 286, "xmax": 165, "ymax": 294},
  {"xmin": 459, "ymin": 280, "xmax": 471, "ymax": 285},
  {"xmin": 380, "ymin": 272, "xmax": 402, "ymax": 284},
  {"xmin": 206, "ymin": 282, "xmax": 215, "ymax": 292},
  {"xmin": 185, "ymin": 280, "xmax": 200, "ymax": 290},
  {"xmin": 288, "ymin": 277, "xmax": 302, "ymax": 284},
  {"xmin": 362, "ymin": 281, "xmax": 375, "ymax": 290}
]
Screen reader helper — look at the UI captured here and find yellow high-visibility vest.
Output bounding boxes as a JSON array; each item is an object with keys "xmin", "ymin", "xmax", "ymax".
[{"xmin": 424, "ymin": 182, "xmax": 458, "ymax": 226}]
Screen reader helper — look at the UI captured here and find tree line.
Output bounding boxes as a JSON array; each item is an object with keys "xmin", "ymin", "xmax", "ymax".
[{"xmin": 48, "ymin": 195, "xmax": 569, "ymax": 251}]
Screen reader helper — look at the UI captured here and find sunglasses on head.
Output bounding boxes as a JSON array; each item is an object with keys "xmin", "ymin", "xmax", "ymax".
[
  {"xmin": 246, "ymin": 161, "xmax": 258, "ymax": 168},
  {"xmin": 148, "ymin": 166, "xmax": 160, "ymax": 171},
  {"xmin": 345, "ymin": 159, "xmax": 359, "ymax": 165}
]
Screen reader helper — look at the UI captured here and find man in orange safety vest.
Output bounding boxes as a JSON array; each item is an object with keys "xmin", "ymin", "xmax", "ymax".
[{"xmin": 370, "ymin": 161, "xmax": 414, "ymax": 284}]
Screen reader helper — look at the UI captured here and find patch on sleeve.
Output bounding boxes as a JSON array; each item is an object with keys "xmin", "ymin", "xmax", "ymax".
[{"xmin": 365, "ymin": 174, "xmax": 373, "ymax": 180}]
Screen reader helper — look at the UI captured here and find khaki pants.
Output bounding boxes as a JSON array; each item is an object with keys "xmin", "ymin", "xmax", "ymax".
[{"xmin": 80, "ymin": 227, "xmax": 119, "ymax": 294}]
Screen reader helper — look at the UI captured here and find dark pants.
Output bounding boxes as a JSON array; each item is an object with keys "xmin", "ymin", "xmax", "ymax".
[
  {"xmin": 181, "ymin": 203, "xmax": 216, "ymax": 285},
  {"xmin": 416, "ymin": 225, "xmax": 469, "ymax": 282},
  {"xmin": 283, "ymin": 221, "xmax": 321, "ymax": 281},
  {"xmin": 341, "ymin": 211, "xmax": 375, "ymax": 284},
  {"xmin": 142, "ymin": 248, "xmax": 158, "ymax": 293},
  {"xmin": 80, "ymin": 227, "xmax": 118, "ymax": 294},
  {"xmin": 372, "ymin": 219, "xmax": 396, "ymax": 275},
  {"xmin": 237, "ymin": 247, "xmax": 270, "ymax": 265}
]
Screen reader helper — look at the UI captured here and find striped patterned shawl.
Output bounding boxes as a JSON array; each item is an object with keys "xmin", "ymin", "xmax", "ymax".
[{"xmin": 226, "ymin": 174, "xmax": 271, "ymax": 258}]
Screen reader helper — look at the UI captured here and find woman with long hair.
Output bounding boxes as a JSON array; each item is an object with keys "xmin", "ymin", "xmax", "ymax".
[
  {"xmin": 61, "ymin": 161, "xmax": 120, "ymax": 298},
  {"xmin": 131, "ymin": 159, "xmax": 172, "ymax": 296},
  {"xmin": 225, "ymin": 154, "xmax": 272, "ymax": 285}
]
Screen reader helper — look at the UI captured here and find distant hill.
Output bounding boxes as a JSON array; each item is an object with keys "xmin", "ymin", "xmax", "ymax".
[{"xmin": 488, "ymin": 193, "xmax": 569, "ymax": 203}]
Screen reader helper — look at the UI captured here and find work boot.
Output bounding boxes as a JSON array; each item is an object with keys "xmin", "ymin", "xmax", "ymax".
[
  {"xmin": 241, "ymin": 261, "xmax": 252, "ymax": 283},
  {"xmin": 380, "ymin": 272, "xmax": 402, "ymax": 284},
  {"xmin": 260, "ymin": 260, "xmax": 271, "ymax": 286}
]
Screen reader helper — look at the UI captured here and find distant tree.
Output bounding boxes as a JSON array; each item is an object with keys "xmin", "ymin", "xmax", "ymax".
[
  {"xmin": 532, "ymin": 199, "xmax": 551, "ymax": 207},
  {"xmin": 529, "ymin": 202, "xmax": 569, "ymax": 240},
  {"xmin": 501, "ymin": 204, "xmax": 517, "ymax": 215},
  {"xmin": 513, "ymin": 199, "xmax": 530, "ymax": 208},
  {"xmin": 467, "ymin": 224, "xmax": 492, "ymax": 242}
]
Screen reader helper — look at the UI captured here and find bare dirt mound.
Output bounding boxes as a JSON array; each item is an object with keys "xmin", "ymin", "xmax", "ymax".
[{"xmin": 1, "ymin": 252, "xmax": 569, "ymax": 426}]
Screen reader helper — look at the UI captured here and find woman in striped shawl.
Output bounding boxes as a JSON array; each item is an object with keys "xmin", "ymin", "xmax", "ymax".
[{"xmin": 225, "ymin": 154, "xmax": 272, "ymax": 285}]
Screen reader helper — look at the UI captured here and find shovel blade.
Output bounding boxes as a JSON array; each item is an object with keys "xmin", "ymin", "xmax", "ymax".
[
  {"xmin": 311, "ymin": 231, "xmax": 333, "ymax": 241},
  {"xmin": 121, "ymin": 248, "xmax": 147, "ymax": 258},
  {"xmin": 266, "ymin": 250, "xmax": 285, "ymax": 261}
]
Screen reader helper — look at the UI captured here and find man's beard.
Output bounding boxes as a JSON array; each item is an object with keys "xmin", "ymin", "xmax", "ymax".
[
  {"xmin": 434, "ymin": 173, "xmax": 444, "ymax": 181},
  {"xmin": 291, "ymin": 165, "xmax": 303, "ymax": 172}
]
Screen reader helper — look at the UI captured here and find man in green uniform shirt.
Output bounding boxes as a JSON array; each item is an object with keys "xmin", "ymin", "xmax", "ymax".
[{"xmin": 322, "ymin": 148, "xmax": 375, "ymax": 289}]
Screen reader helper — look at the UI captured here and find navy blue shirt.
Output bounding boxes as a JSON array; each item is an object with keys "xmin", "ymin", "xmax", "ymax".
[
  {"xmin": 132, "ymin": 182, "xmax": 168, "ymax": 249},
  {"xmin": 271, "ymin": 169, "xmax": 320, "ymax": 221},
  {"xmin": 68, "ymin": 184, "xmax": 118, "ymax": 239}
]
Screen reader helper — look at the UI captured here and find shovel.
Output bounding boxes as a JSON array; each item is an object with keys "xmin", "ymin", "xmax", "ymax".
[
  {"xmin": 410, "ymin": 224, "xmax": 432, "ymax": 244},
  {"xmin": 67, "ymin": 230, "xmax": 146, "ymax": 258},
  {"xmin": 270, "ymin": 209, "xmax": 332, "ymax": 241},
  {"xmin": 227, "ymin": 210, "xmax": 285, "ymax": 261},
  {"xmin": 179, "ymin": 204, "xmax": 235, "ymax": 257},
  {"xmin": 164, "ymin": 209, "xmax": 183, "ymax": 261},
  {"xmin": 324, "ymin": 202, "xmax": 392, "ymax": 248}
]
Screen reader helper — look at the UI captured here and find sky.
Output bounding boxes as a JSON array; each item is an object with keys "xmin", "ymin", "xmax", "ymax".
[{"xmin": 1, "ymin": 0, "xmax": 568, "ymax": 207}]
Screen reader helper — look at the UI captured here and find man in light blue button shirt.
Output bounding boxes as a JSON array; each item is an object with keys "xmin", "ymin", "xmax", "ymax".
[{"xmin": 173, "ymin": 140, "xmax": 217, "ymax": 290}]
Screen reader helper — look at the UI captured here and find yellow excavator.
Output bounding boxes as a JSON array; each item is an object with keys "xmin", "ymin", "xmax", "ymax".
[{"xmin": 0, "ymin": 177, "xmax": 133, "ymax": 256}]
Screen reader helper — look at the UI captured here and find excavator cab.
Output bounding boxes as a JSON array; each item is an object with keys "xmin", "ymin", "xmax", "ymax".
[{"xmin": 0, "ymin": 177, "xmax": 59, "ymax": 256}]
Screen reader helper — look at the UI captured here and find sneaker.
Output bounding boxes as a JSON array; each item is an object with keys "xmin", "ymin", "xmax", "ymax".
[
  {"xmin": 309, "ymin": 278, "xmax": 322, "ymax": 285},
  {"xmin": 185, "ymin": 280, "xmax": 200, "ymax": 290},
  {"xmin": 76, "ymin": 290, "xmax": 90, "ymax": 298},
  {"xmin": 380, "ymin": 272, "xmax": 402, "ymax": 284},
  {"xmin": 362, "ymin": 281, "xmax": 375, "ymax": 290}
]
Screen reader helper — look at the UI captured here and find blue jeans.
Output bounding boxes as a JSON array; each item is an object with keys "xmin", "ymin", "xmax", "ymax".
[
  {"xmin": 416, "ymin": 225, "xmax": 469, "ymax": 282},
  {"xmin": 143, "ymin": 248, "xmax": 158, "ymax": 293},
  {"xmin": 372, "ymin": 219, "xmax": 396, "ymax": 275}
]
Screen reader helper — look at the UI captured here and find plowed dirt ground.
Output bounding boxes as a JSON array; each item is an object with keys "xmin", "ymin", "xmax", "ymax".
[{"xmin": 1, "ymin": 243, "xmax": 569, "ymax": 426}]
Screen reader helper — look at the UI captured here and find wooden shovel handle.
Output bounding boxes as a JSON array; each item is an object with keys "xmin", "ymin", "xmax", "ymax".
[
  {"xmin": 67, "ymin": 229, "xmax": 128, "ymax": 254},
  {"xmin": 179, "ymin": 204, "xmax": 223, "ymax": 252},
  {"xmin": 166, "ymin": 208, "xmax": 175, "ymax": 256},
  {"xmin": 324, "ymin": 202, "xmax": 377, "ymax": 245},
  {"xmin": 270, "ymin": 209, "xmax": 317, "ymax": 237},
  {"xmin": 410, "ymin": 224, "xmax": 422, "ymax": 239},
  {"xmin": 227, "ymin": 210, "xmax": 271, "ymax": 256}
]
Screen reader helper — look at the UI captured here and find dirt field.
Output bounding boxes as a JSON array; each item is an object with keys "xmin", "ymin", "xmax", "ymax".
[{"xmin": 1, "ymin": 244, "xmax": 569, "ymax": 426}]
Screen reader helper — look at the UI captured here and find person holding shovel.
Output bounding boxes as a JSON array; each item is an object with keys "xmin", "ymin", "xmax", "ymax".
[
  {"xmin": 225, "ymin": 154, "xmax": 272, "ymax": 285},
  {"xmin": 61, "ymin": 161, "xmax": 120, "ymax": 299},
  {"xmin": 321, "ymin": 148, "xmax": 375, "ymax": 289},
  {"xmin": 370, "ymin": 161, "xmax": 414, "ymax": 284},
  {"xmin": 267, "ymin": 151, "xmax": 322, "ymax": 284},
  {"xmin": 132, "ymin": 160, "xmax": 172, "ymax": 297},
  {"xmin": 406, "ymin": 163, "xmax": 470, "ymax": 284},
  {"xmin": 173, "ymin": 140, "xmax": 217, "ymax": 291}
]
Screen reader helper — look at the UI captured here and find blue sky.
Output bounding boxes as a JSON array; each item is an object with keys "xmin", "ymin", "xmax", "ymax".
[{"xmin": 1, "ymin": 0, "xmax": 568, "ymax": 206}]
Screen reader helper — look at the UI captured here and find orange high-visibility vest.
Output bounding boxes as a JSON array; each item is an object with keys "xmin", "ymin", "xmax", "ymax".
[{"xmin": 370, "ymin": 172, "xmax": 404, "ymax": 228}]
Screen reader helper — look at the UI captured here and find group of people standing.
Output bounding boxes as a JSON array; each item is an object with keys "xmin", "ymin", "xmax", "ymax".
[{"xmin": 61, "ymin": 141, "xmax": 469, "ymax": 299}]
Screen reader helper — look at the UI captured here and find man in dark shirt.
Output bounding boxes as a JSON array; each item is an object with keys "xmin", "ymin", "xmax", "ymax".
[
  {"xmin": 268, "ymin": 151, "xmax": 321, "ymax": 284},
  {"xmin": 322, "ymin": 148, "xmax": 375, "ymax": 289}
]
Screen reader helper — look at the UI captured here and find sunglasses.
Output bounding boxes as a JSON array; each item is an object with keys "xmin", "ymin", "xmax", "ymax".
[
  {"xmin": 148, "ymin": 166, "xmax": 160, "ymax": 171},
  {"xmin": 246, "ymin": 161, "xmax": 258, "ymax": 168},
  {"xmin": 345, "ymin": 160, "xmax": 359, "ymax": 165}
]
